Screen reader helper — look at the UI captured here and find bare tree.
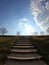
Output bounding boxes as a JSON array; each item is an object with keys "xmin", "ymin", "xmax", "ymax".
[
  {"xmin": 16, "ymin": 31, "xmax": 20, "ymax": 36},
  {"xmin": 40, "ymin": 31, "xmax": 44, "ymax": 35},
  {"xmin": 46, "ymin": 28, "xmax": 49, "ymax": 34},
  {"xmin": 0, "ymin": 28, "xmax": 1, "ymax": 33},
  {"xmin": 34, "ymin": 32, "xmax": 38, "ymax": 35},
  {"xmin": 0, "ymin": 27, "xmax": 7, "ymax": 35}
]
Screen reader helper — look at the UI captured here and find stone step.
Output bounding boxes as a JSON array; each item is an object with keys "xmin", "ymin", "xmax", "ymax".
[
  {"xmin": 16, "ymin": 40, "xmax": 30, "ymax": 44},
  {"xmin": 14, "ymin": 43, "xmax": 32, "ymax": 46},
  {"xmin": 17, "ymin": 42, "xmax": 30, "ymax": 44},
  {"xmin": 4, "ymin": 59, "xmax": 47, "ymax": 65},
  {"xmin": 7, "ymin": 55, "xmax": 42, "ymax": 60},
  {"xmin": 10, "ymin": 49, "xmax": 37, "ymax": 53},
  {"xmin": 8, "ymin": 53, "xmax": 42, "ymax": 58},
  {"xmin": 16, "ymin": 39, "xmax": 29, "ymax": 43},
  {"xmin": 12, "ymin": 46, "xmax": 34, "ymax": 48}
]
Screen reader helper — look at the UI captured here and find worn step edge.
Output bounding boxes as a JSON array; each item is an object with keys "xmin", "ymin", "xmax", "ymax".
[
  {"xmin": 14, "ymin": 44, "xmax": 32, "ymax": 46},
  {"xmin": 12, "ymin": 46, "xmax": 34, "ymax": 48},
  {"xmin": 10, "ymin": 49, "xmax": 37, "ymax": 53},
  {"xmin": 7, "ymin": 56, "xmax": 42, "ymax": 60}
]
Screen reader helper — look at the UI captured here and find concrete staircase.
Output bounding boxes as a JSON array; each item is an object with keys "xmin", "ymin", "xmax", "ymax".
[{"xmin": 4, "ymin": 37, "xmax": 47, "ymax": 65}]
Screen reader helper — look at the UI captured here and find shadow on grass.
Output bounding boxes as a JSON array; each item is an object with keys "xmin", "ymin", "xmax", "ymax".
[
  {"xmin": 0, "ymin": 41, "xmax": 14, "ymax": 65},
  {"xmin": 29, "ymin": 37, "xmax": 49, "ymax": 65}
]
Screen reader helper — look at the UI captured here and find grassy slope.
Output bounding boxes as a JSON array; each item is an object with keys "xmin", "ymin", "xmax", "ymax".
[
  {"xmin": 0, "ymin": 35, "xmax": 18, "ymax": 65},
  {"xmin": 0, "ymin": 35, "xmax": 49, "ymax": 65},
  {"xmin": 29, "ymin": 36, "xmax": 49, "ymax": 65}
]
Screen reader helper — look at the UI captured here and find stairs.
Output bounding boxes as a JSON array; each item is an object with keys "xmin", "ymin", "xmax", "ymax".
[{"xmin": 4, "ymin": 37, "xmax": 47, "ymax": 65}]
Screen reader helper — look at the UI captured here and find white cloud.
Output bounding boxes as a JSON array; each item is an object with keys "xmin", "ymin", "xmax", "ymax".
[
  {"xmin": 18, "ymin": 22, "xmax": 23, "ymax": 26},
  {"xmin": 18, "ymin": 18, "xmax": 28, "ymax": 26},
  {"xmin": 31, "ymin": 0, "xmax": 45, "ymax": 18},
  {"xmin": 46, "ymin": 1, "xmax": 49, "ymax": 10},
  {"xmin": 18, "ymin": 18, "xmax": 34, "ymax": 35},
  {"xmin": 30, "ymin": 0, "xmax": 49, "ymax": 33},
  {"xmin": 19, "ymin": 18, "xmax": 28, "ymax": 23},
  {"xmin": 24, "ymin": 24, "xmax": 34, "ymax": 35}
]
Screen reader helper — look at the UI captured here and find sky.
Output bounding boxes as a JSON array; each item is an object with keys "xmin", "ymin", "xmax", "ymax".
[{"xmin": 0, "ymin": 0, "xmax": 49, "ymax": 35}]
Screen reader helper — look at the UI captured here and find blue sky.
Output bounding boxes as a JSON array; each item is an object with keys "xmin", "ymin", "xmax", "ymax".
[{"xmin": 0, "ymin": 0, "xmax": 49, "ymax": 35}]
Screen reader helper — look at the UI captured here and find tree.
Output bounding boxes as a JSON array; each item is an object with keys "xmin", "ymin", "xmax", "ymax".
[
  {"xmin": 16, "ymin": 31, "xmax": 20, "ymax": 36},
  {"xmin": 0, "ymin": 27, "xmax": 7, "ymax": 35},
  {"xmin": 46, "ymin": 28, "xmax": 49, "ymax": 34},
  {"xmin": 34, "ymin": 32, "xmax": 38, "ymax": 35},
  {"xmin": 40, "ymin": 31, "xmax": 44, "ymax": 35}
]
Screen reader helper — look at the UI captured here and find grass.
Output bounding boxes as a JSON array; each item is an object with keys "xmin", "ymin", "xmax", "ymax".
[
  {"xmin": 0, "ymin": 41, "xmax": 13, "ymax": 65},
  {"xmin": 0, "ymin": 36, "xmax": 18, "ymax": 65},
  {"xmin": 0, "ymin": 36, "xmax": 49, "ymax": 65},
  {"xmin": 29, "ymin": 37, "xmax": 49, "ymax": 65}
]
